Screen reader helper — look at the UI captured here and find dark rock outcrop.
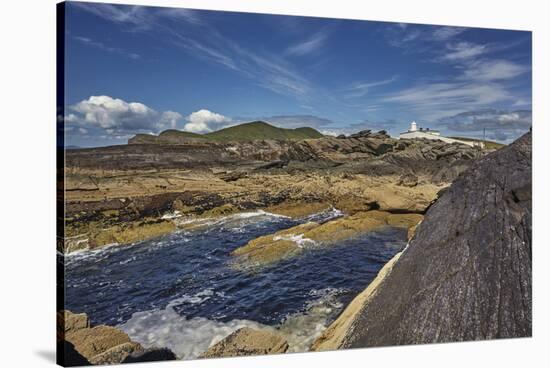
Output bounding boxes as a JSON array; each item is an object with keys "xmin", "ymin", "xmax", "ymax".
[
  {"xmin": 59, "ymin": 341, "xmax": 91, "ymax": 366},
  {"xmin": 122, "ymin": 348, "xmax": 177, "ymax": 363},
  {"xmin": 316, "ymin": 132, "xmax": 532, "ymax": 348}
]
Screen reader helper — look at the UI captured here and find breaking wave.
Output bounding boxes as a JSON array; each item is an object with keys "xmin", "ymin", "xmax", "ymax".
[{"xmin": 118, "ymin": 287, "xmax": 345, "ymax": 359}]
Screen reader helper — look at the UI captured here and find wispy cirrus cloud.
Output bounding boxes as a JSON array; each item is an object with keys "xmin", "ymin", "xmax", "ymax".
[
  {"xmin": 459, "ymin": 59, "xmax": 528, "ymax": 82},
  {"xmin": 440, "ymin": 41, "xmax": 487, "ymax": 61},
  {"xmin": 385, "ymin": 24, "xmax": 465, "ymax": 49},
  {"xmin": 74, "ymin": 2, "xmax": 315, "ymax": 100},
  {"xmin": 73, "ymin": 35, "xmax": 140, "ymax": 59},
  {"xmin": 343, "ymin": 76, "xmax": 398, "ymax": 99},
  {"xmin": 286, "ymin": 30, "xmax": 328, "ymax": 56}
]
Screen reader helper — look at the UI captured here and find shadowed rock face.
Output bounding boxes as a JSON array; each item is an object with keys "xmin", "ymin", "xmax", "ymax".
[{"xmin": 336, "ymin": 132, "xmax": 531, "ymax": 347}]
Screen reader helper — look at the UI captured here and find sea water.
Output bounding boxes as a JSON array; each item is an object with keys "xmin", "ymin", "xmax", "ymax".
[{"xmin": 62, "ymin": 208, "xmax": 407, "ymax": 359}]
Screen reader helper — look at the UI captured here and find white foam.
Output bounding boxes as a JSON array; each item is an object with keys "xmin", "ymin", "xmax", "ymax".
[
  {"xmin": 118, "ymin": 299, "xmax": 269, "ymax": 359},
  {"xmin": 64, "ymin": 242, "xmax": 121, "ymax": 266},
  {"xmin": 118, "ymin": 287, "xmax": 345, "ymax": 359},
  {"xmin": 304, "ymin": 206, "xmax": 344, "ymax": 222},
  {"xmin": 176, "ymin": 210, "xmax": 290, "ymax": 231},
  {"xmin": 273, "ymin": 233, "xmax": 317, "ymax": 248}
]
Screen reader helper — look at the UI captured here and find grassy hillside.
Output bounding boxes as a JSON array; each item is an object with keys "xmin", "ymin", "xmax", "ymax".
[
  {"xmin": 448, "ymin": 136, "xmax": 506, "ymax": 150},
  {"xmin": 205, "ymin": 121, "xmax": 324, "ymax": 141},
  {"xmin": 128, "ymin": 121, "xmax": 324, "ymax": 144}
]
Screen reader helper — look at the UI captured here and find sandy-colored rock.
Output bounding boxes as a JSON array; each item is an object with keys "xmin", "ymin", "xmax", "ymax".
[
  {"xmin": 65, "ymin": 325, "xmax": 133, "ymax": 360},
  {"xmin": 232, "ymin": 222, "xmax": 318, "ymax": 265},
  {"xmin": 233, "ymin": 211, "xmax": 423, "ymax": 267},
  {"xmin": 265, "ymin": 202, "xmax": 331, "ymax": 218},
  {"xmin": 89, "ymin": 342, "xmax": 144, "ymax": 365},
  {"xmin": 60, "ymin": 310, "xmax": 90, "ymax": 334},
  {"xmin": 303, "ymin": 211, "xmax": 422, "ymax": 243},
  {"xmin": 201, "ymin": 327, "xmax": 288, "ymax": 358}
]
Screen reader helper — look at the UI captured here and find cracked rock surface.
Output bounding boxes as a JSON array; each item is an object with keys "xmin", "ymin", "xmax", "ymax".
[{"xmin": 339, "ymin": 132, "xmax": 532, "ymax": 347}]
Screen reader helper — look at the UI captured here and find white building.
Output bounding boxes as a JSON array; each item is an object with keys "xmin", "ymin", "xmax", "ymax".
[{"xmin": 399, "ymin": 121, "xmax": 484, "ymax": 148}]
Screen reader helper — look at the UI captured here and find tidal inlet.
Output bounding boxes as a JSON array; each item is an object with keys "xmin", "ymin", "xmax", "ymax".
[{"xmin": 57, "ymin": 2, "xmax": 532, "ymax": 366}]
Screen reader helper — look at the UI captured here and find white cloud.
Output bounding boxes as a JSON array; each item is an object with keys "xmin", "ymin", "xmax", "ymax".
[
  {"xmin": 183, "ymin": 109, "xmax": 232, "ymax": 133},
  {"xmin": 67, "ymin": 95, "xmax": 183, "ymax": 134}
]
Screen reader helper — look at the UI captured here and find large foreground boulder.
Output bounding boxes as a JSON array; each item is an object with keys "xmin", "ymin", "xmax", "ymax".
[
  {"xmin": 58, "ymin": 310, "xmax": 177, "ymax": 365},
  {"xmin": 313, "ymin": 132, "xmax": 532, "ymax": 349},
  {"xmin": 201, "ymin": 328, "xmax": 289, "ymax": 358}
]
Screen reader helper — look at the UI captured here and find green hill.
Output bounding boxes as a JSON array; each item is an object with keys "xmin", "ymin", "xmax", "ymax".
[
  {"xmin": 128, "ymin": 121, "xmax": 324, "ymax": 145},
  {"xmin": 205, "ymin": 121, "xmax": 324, "ymax": 141}
]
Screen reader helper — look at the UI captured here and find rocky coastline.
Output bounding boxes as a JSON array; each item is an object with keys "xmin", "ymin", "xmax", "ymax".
[
  {"xmin": 59, "ymin": 128, "xmax": 531, "ymax": 363},
  {"xmin": 61, "ymin": 130, "xmax": 485, "ymax": 254}
]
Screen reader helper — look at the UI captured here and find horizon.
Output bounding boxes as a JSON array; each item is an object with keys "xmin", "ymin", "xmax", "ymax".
[{"xmin": 62, "ymin": 2, "xmax": 532, "ymax": 148}]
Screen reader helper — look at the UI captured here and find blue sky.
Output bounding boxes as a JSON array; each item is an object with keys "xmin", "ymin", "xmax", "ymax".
[{"xmin": 62, "ymin": 1, "xmax": 532, "ymax": 147}]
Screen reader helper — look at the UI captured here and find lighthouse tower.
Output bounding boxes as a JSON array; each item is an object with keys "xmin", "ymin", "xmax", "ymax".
[{"xmin": 409, "ymin": 121, "xmax": 418, "ymax": 132}]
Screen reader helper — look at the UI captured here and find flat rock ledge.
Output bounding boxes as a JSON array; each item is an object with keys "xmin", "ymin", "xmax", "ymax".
[
  {"xmin": 232, "ymin": 210, "xmax": 423, "ymax": 267},
  {"xmin": 200, "ymin": 327, "xmax": 289, "ymax": 358},
  {"xmin": 58, "ymin": 310, "xmax": 176, "ymax": 366},
  {"xmin": 311, "ymin": 132, "xmax": 532, "ymax": 349}
]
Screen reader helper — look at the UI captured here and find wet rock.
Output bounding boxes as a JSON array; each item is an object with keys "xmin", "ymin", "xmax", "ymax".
[
  {"xmin": 316, "ymin": 132, "xmax": 531, "ymax": 348},
  {"xmin": 232, "ymin": 211, "xmax": 423, "ymax": 267},
  {"xmin": 201, "ymin": 328, "xmax": 289, "ymax": 358},
  {"xmin": 303, "ymin": 211, "xmax": 422, "ymax": 243},
  {"xmin": 232, "ymin": 222, "xmax": 319, "ymax": 265},
  {"xmin": 88, "ymin": 219, "xmax": 176, "ymax": 249}
]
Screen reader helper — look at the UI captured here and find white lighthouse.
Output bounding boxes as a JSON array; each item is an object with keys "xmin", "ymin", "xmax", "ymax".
[{"xmin": 409, "ymin": 121, "xmax": 418, "ymax": 132}]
